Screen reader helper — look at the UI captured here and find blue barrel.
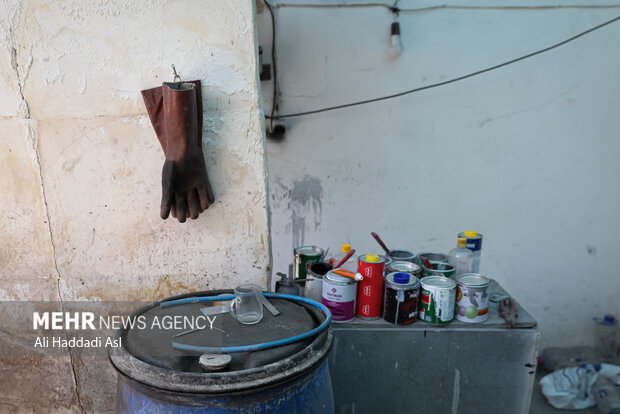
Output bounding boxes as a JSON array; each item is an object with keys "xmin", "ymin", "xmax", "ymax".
[{"xmin": 109, "ymin": 290, "xmax": 334, "ymax": 413}]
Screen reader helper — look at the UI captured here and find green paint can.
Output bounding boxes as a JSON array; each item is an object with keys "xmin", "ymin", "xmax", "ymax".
[
  {"xmin": 422, "ymin": 261, "xmax": 456, "ymax": 279},
  {"xmin": 294, "ymin": 246, "xmax": 324, "ymax": 287},
  {"xmin": 419, "ymin": 276, "xmax": 457, "ymax": 325}
]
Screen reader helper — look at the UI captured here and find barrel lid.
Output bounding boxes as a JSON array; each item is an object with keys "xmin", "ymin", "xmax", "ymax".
[
  {"xmin": 109, "ymin": 290, "xmax": 332, "ymax": 394},
  {"xmin": 456, "ymin": 273, "xmax": 490, "ymax": 287},
  {"xmin": 388, "ymin": 261, "xmax": 421, "ymax": 273},
  {"xmin": 294, "ymin": 245, "xmax": 324, "ymax": 256},
  {"xmin": 386, "ymin": 272, "xmax": 420, "ymax": 289},
  {"xmin": 421, "ymin": 275, "xmax": 456, "ymax": 289}
]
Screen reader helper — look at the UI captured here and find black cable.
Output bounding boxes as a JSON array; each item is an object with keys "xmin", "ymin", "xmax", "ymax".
[
  {"xmin": 266, "ymin": 14, "xmax": 620, "ymax": 119},
  {"xmin": 274, "ymin": 2, "xmax": 620, "ymax": 11},
  {"xmin": 265, "ymin": 1, "xmax": 278, "ymax": 131}
]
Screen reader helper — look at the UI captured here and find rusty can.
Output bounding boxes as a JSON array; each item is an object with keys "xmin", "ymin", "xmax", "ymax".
[
  {"xmin": 356, "ymin": 253, "xmax": 386, "ymax": 319},
  {"xmin": 383, "ymin": 272, "xmax": 420, "ymax": 324},
  {"xmin": 386, "ymin": 261, "xmax": 422, "ymax": 279}
]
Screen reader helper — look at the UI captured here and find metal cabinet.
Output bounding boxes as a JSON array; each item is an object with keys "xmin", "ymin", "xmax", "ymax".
[{"xmin": 328, "ymin": 280, "xmax": 540, "ymax": 414}]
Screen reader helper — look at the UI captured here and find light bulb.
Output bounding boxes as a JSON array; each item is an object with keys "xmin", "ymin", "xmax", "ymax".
[{"xmin": 389, "ymin": 22, "xmax": 403, "ymax": 58}]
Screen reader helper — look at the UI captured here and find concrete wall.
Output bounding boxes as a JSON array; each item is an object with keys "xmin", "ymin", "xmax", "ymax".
[
  {"xmin": 0, "ymin": 0, "xmax": 269, "ymax": 412},
  {"xmin": 258, "ymin": 1, "xmax": 620, "ymax": 348}
]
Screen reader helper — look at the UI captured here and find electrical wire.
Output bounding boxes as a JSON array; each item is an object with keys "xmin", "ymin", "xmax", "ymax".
[
  {"xmin": 266, "ymin": 14, "xmax": 620, "ymax": 119},
  {"xmin": 265, "ymin": 1, "xmax": 279, "ymax": 131},
  {"xmin": 273, "ymin": 2, "xmax": 620, "ymax": 12}
]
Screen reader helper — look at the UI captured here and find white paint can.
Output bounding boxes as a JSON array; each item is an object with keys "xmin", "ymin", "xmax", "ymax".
[
  {"xmin": 455, "ymin": 273, "xmax": 491, "ymax": 323},
  {"xmin": 322, "ymin": 270, "xmax": 357, "ymax": 323}
]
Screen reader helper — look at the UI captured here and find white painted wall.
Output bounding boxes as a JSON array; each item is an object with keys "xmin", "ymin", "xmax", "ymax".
[
  {"xmin": 0, "ymin": 1, "xmax": 268, "ymax": 411},
  {"xmin": 258, "ymin": 0, "xmax": 620, "ymax": 348}
]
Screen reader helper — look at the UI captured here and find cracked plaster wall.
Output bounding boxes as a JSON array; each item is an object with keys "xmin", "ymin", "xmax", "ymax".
[
  {"xmin": 259, "ymin": 4, "xmax": 620, "ymax": 348},
  {"xmin": 1, "ymin": 1, "xmax": 269, "ymax": 412}
]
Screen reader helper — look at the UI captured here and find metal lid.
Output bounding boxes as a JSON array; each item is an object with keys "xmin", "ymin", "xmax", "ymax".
[
  {"xmin": 386, "ymin": 272, "xmax": 420, "ymax": 290},
  {"xmin": 423, "ymin": 262, "xmax": 455, "ymax": 272},
  {"xmin": 456, "ymin": 273, "xmax": 490, "ymax": 287},
  {"xmin": 420, "ymin": 275, "xmax": 456, "ymax": 289},
  {"xmin": 419, "ymin": 252, "xmax": 449, "ymax": 263},
  {"xmin": 387, "ymin": 261, "xmax": 421, "ymax": 274},
  {"xmin": 358, "ymin": 253, "xmax": 387, "ymax": 264},
  {"xmin": 109, "ymin": 290, "xmax": 332, "ymax": 394},
  {"xmin": 294, "ymin": 245, "xmax": 324, "ymax": 256},
  {"xmin": 388, "ymin": 250, "xmax": 416, "ymax": 260},
  {"xmin": 325, "ymin": 270, "xmax": 355, "ymax": 285}
]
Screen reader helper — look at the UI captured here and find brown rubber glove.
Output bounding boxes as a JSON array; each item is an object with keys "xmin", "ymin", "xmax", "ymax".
[{"xmin": 142, "ymin": 80, "xmax": 215, "ymax": 222}]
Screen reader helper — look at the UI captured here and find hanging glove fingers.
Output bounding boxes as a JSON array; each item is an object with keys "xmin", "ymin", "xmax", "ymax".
[
  {"xmin": 171, "ymin": 203, "xmax": 177, "ymax": 219},
  {"xmin": 160, "ymin": 161, "xmax": 174, "ymax": 220},
  {"xmin": 197, "ymin": 185, "xmax": 210, "ymax": 210},
  {"xmin": 205, "ymin": 174, "xmax": 215, "ymax": 204},
  {"xmin": 174, "ymin": 192, "xmax": 188, "ymax": 223},
  {"xmin": 187, "ymin": 188, "xmax": 201, "ymax": 220}
]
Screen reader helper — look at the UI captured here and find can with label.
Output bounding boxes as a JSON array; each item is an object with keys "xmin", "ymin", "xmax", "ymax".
[
  {"xmin": 322, "ymin": 270, "xmax": 357, "ymax": 323},
  {"xmin": 455, "ymin": 273, "xmax": 491, "ymax": 323},
  {"xmin": 294, "ymin": 246, "xmax": 324, "ymax": 287},
  {"xmin": 386, "ymin": 261, "xmax": 423, "ymax": 279},
  {"xmin": 383, "ymin": 272, "xmax": 420, "ymax": 325},
  {"xmin": 419, "ymin": 276, "xmax": 457, "ymax": 325},
  {"xmin": 418, "ymin": 252, "xmax": 449, "ymax": 275},
  {"xmin": 458, "ymin": 231, "xmax": 483, "ymax": 273},
  {"xmin": 356, "ymin": 253, "xmax": 386, "ymax": 319},
  {"xmin": 422, "ymin": 262, "xmax": 456, "ymax": 279}
]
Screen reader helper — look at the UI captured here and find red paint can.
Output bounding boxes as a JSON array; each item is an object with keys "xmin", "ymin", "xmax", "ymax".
[{"xmin": 356, "ymin": 253, "xmax": 387, "ymax": 319}]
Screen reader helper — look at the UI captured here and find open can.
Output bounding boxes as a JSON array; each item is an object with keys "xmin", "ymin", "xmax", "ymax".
[
  {"xmin": 294, "ymin": 246, "xmax": 324, "ymax": 287},
  {"xmin": 386, "ymin": 261, "xmax": 422, "ymax": 279}
]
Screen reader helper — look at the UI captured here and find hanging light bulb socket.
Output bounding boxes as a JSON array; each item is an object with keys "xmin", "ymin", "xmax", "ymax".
[{"xmin": 389, "ymin": 21, "xmax": 403, "ymax": 58}]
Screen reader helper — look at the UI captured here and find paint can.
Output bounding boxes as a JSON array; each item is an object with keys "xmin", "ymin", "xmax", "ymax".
[
  {"xmin": 388, "ymin": 249, "xmax": 416, "ymax": 263},
  {"xmin": 458, "ymin": 231, "xmax": 483, "ymax": 273},
  {"xmin": 322, "ymin": 270, "xmax": 357, "ymax": 323},
  {"xmin": 386, "ymin": 261, "xmax": 423, "ymax": 279},
  {"xmin": 418, "ymin": 252, "xmax": 449, "ymax": 275},
  {"xmin": 356, "ymin": 253, "xmax": 386, "ymax": 319},
  {"xmin": 305, "ymin": 262, "xmax": 333, "ymax": 303},
  {"xmin": 422, "ymin": 261, "xmax": 456, "ymax": 279},
  {"xmin": 383, "ymin": 272, "xmax": 420, "ymax": 325},
  {"xmin": 455, "ymin": 273, "xmax": 491, "ymax": 323},
  {"xmin": 419, "ymin": 276, "xmax": 457, "ymax": 325},
  {"xmin": 294, "ymin": 246, "xmax": 324, "ymax": 287}
]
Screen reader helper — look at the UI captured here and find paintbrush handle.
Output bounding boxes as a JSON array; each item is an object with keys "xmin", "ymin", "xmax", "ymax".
[
  {"xmin": 371, "ymin": 232, "xmax": 391, "ymax": 256},
  {"xmin": 334, "ymin": 249, "xmax": 356, "ymax": 269}
]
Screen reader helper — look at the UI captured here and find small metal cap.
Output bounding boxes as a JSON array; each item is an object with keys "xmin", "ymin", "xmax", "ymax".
[{"xmin": 199, "ymin": 354, "xmax": 232, "ymax": 372}]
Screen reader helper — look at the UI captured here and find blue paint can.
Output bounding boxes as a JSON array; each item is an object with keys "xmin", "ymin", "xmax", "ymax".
[{"xmin": 110, "ymin": 290, "xmax": 334, "ymax": 413}]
